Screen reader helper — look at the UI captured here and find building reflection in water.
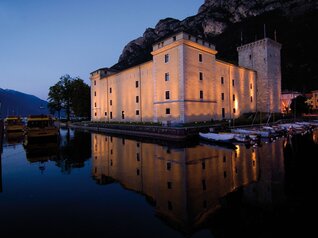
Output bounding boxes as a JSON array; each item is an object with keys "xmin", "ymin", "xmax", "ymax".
[{"xmin": 90, "ymin": 133, "xmax": 286, "ymax": 234}]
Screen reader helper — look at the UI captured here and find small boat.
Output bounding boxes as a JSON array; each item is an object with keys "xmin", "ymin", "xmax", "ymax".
[
  {"xmin": 24, "ymin": 115, "xmax": 59, "ymax": 144},
  {"xmin": 199, "ymin": 132, "xmax": 237, "ymax": 149},
  {"xmin": 4, "ymin": 116, "xmax": 24, "ymax": 132}
]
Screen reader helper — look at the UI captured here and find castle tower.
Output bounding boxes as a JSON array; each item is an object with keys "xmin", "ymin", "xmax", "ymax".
[{"xmin": 237, "ymin": 38, "xmax": 281, "ymax": 113}]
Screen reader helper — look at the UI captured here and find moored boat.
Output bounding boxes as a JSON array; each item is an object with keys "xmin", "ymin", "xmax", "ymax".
[
  {"xmin": 199, "ymin": 132, "xmax": 237, "ymax": 149},
  {"xmin": 24, "ymin": 115, "xmax": 59, "ymax": 144},
  {"xmin": 4, "ymin": 116, "xmax": 24, "ymax": 132}
]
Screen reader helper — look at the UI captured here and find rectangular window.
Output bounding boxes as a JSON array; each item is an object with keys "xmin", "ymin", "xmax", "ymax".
[
  {"xmin": 165, "ymin": 72, "xmax": 170, "ymax": 81},
  {"xmin": 110, "ymin": 112, "xmax": 112, "ymax": 119},
  {"xmin": 202, "ymin": 162, "xmax": 205, "ymax": 170},
  {"xmin": 164, "ymin": 54, "xmax": 169, "ymax": 63},
  {"xmin": 221, "ymin": 77, "xmax": 224, "ymax": 84},
  {"xmin": 94, "ymin": 80, "xmax": 96, "ymax": 85},
  {"xmin": 94, "ymin": 112, "xmax": 97, "ymax": 116},
  {"xmin": 94, "ymin": 102, "xmax": 97, "ymax": 107},
  {"xmin": 199, "ymin": 72, "xmax": 203, "ymax": 80},
  {"xmin": 136, "ymin": 110, "xmax": 139, "ymax": 115},
  {"xmin": 122, "ymin": 111, "xmax": 125, "ymax": 119},
  {"xmin": 251, "ymin": 96, "xmax": 253, "ymax": 102},
  {"xmin": 136, "ymin": 169, "xmax": 140, "ymax": 176},
  {"xmin": 167, "ymin": 162, "xmax": 171, "ymax": 170},
  {"xmin": 135, "ymin": 81, "xmax": 139, "ymax": 88},
  {"xmin": 200, "ymin": 90, "xmax": 203, "ymax": 99},
  {"xmin": 104, "ymin": 112, "xmax": 107, "ymax": 116},
  {"xmin": 232, "ymin": 79, "xmax": 235, "ymax": 87},
  {"xmin": 233, "ymin": 108, "xmax": 236, "ymax": 114},
  {"xmin": 110, "ymin": 100, "xmax": 112, "ymax": 106},
  {"xmin": 221, "ymin": 93, "xmax": 224, "ymax": 101},
  {"xmin": 165, "ymin": 91, "xmax": 170, "ymax": 100},
  {"xmin": 110, "ymin": 87, "xmax": 112, "ymax": 93},
  {"xmin": 94, "ymin": 91, "xmax": 96, "ymax": 96},
  {"xmin": 136, "ymin": 153, "xmax": 140, "ymax": 161},
  {"xmin": 199, "ymin": 53, "xmax": 202, "ymax": 62},
  {"xmin": 222, "ymin": 108, "xmax": 225, "ymax": 118},
  {"xmin": 167, "ymin": 182, "xmax": 172, "ymax": 189},
  {"xmin": 250, "ymin": 83, "xmax": 253, "ymax": 89},
  {"xmin": 136, "ymin": 96, "xmax": 139, "ymax": 103},
  {"xmin": 172, "ymin": 36, "xmax": 176, "ymax": 41},
  {"xmin": 166, "ymin": 108, "xmax": 170, "ymax": 115},
  {"xmin": 233, "ymin": 94, "xmax": 235, "ymax": 101}
]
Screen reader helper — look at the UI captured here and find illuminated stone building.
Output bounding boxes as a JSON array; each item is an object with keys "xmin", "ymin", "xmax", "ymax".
[{"xmin": 90, "ymin": 32, "xmax": 281, "ymax": 124}]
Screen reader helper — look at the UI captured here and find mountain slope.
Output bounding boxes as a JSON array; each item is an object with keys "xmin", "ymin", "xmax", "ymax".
[
  {"xmin": 111, "ymin": 0, "xmax": 318, "ymax": 92},
  {"xmin": 0, "ymin": 88, "xmax": 49, "ymax": 117}
]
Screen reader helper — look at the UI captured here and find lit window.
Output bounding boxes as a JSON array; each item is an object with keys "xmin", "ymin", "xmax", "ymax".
[
  {"xmin": 165, "ymin": 72, "xmax": 170, "ymax": 81},
  {"xmin": 135, "ymin": 81, "xmax": 139, "ymax": 88},
  {"xmin": 164, "ymin": 54, "xmax": 169, "ymax": 63},
  {"xmin": 200, "ymin": 90, "xmax": 203, "ymax": 99},
  {"xmin": 199, "ymin": 53, "xmax": 202, "ymax": 62},
  {"xmin": 199, "ymin": 72, "xmax": 203, "ymax": 80},
  {"xmin": 166, "ymin": 108, "xmax": 170, "ymax": 114},
  {"xmin": 165, "ymin": 91, "xmax": 170, "ymax": 100}
]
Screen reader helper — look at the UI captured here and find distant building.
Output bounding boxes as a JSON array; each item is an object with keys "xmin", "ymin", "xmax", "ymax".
[
  {"xmin": 280, "ymin": 91, "xmax": 301, "ymax": 114},
  {"xmin": 90, "ymin": 31, "xmax": 281, "ymax": 124},
  {"xmin": 311, "ymin": 90, "xmax": 318, "ymax": 111}
]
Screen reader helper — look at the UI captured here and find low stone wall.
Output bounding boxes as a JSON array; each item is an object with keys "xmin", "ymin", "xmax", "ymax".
[{"xmin": 70, "ymin": 122, "xmax": 211, "ymax": 141}]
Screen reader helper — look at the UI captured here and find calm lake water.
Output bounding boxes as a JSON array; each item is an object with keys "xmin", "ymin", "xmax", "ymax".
[{"xmin": 0, "ymin": 128, "xmax": 317, "ymax": 237}]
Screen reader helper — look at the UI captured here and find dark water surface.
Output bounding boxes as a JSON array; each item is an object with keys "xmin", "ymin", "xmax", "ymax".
[{"xmin": 0, "ymin": 128, "xmax": 317, "ymax": 237}]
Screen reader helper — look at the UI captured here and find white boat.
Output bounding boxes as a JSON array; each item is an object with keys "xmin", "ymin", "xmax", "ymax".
[
  {"xmin": 199, "ymin": 132, "xmax": 235, "ymax": 142},
  {"xmin": 231, "ymin": 128, "xmax": 271, "ymax": 138}
]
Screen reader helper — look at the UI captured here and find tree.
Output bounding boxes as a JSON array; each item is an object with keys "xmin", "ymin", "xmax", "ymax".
[
  {"xmin": 290, "ymin": 95, "xmax": 309, "ymax": 117},
  {"xmin": 70, "ymin": 77, "xmax": 90, "ymax": 119},
  {"xmin": 48, "ymin": 74, "xmax": 90, "ymax": 121},
  {"xmin": 47, "ymin": 82, "xmax": 63, "ymax": 119}
]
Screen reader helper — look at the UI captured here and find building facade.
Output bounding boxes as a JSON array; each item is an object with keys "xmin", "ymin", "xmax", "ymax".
[{"xmin": 90, "ymin": 32, "xmax": 281, "ymax": 124}]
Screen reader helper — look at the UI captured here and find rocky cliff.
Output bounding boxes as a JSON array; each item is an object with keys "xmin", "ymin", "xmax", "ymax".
[{"xmin": 111, "ymin": 0, "xmax": 318, "ymax": 92}]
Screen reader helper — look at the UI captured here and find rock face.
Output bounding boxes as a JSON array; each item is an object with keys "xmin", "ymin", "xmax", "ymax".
[{"xmin": 111, "ymin": 0, "xmax": 318, "ymax": 91}]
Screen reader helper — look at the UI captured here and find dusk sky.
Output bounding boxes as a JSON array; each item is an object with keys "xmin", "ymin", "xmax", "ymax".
[{"xmin": 0, "ymin": 0, "xmax": 203, "ymax": 100}]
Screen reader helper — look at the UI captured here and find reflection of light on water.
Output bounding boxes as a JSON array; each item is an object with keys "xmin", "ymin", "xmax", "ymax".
[{"xmin": 313, "ymin": 130, "xmax": 318, "ymax": 144}]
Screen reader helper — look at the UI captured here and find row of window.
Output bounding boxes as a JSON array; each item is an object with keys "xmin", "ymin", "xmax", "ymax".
[{"xmin": 164, "ymin": 53, "xmax": 203, "ymax": 63}]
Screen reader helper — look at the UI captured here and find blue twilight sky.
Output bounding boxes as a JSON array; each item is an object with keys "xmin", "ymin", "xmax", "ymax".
[{"xmin": 0, "ymin": 0, "xmax": 203, "ymax": 100}]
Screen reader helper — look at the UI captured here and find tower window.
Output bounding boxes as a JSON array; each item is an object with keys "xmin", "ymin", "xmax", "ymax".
[
  {"xmin": 221, "ymin": 93, "xmax": 224, "ymax": 101},
  {"xmin": 233, "ymin": 94, "xmax": 235, "ymax": 101},
  {"xmin": 136, "ymin": 110, "xmax": 139, "ymax": 115},
  {"xmin": 172, "ymin": 36, "xmax": 176, "ymax": 41},
  {"xmin": 109, "ymin": 87, "xmax": 112, "ymax": 93},
  {"xmin": 94, "ymin": 80, "xmax": 96, "ymax": 85},
  {"xmin": 122, "ymin": 111, "xmax": 125, "ymax": 119},
  {"xmin": 165, "ymin": 72, "xmax": 170, "ymax": 81},
  {"xmin": 110, "ymin": 112, "xmax": 112, "ymax": 119},
  {"xmin": 250, "ymin": 83, "xmax": 253, "ymax": 89},
  {"xmin": 94, "ymin": 112, "xmax": 97, "ymax": 116},
  {"xmin": 94, "ymin": 91, "xmax": 96, "ymax": 96},
  {"xmin": 221, "ymin": 77, "xmax": 224, "ymax": 84},
  {"xmin": 199, "ymin": 53, "xmax": 203, "ymax": 62},
  {"xmin": 104, "ymin": 112, "xmax": 107, "ymax": 116},
  {"xmin": 164, "ymin": 54, "xmax": 169, "ymax": 63},
  {"xmin": 199, "ymin": 72, "xmax": 203, "ymax": 80},
  {"xmin": 165, "ymin": 91, "xmax": 170, "ymax": 100},
  {"xmin": 232, "ymin": 79, "xmax": 235, "ymax": 87},
  {"xmin": 233, "ymin": 108, "xmax": 236, "ymax": 114},
  {"xmin": 135, "ymin": 81, "xmax": 139, "ymax": 88},
  {"xmin": 136, "ymin": 96, "xmax": 139, "ymax": 103},
  {"xmin": 222, "ymin": 108, "xmax": 225, "ymax": 118},
  {"xmin": 167, "ymin": 162, "xmax": 171, "ymax": 170},
  {"xmin": 200, "ymin": 90, "xmax": 203, "ymax": 99},
  {"xmin": 167, "ymin": 182, "xmax": 172, "ymax": 189},
  {"xmin": 251, "ymin": 96, "xmax": 253, "ymax": 102},
  {"xmin": 94, "ymin": 102, "xmax": 97, "ymax": 107},
  {"xmin": 166, "ymin": 108, "xmax": 170, "ymax": 115},
  {"xmin": 110, "ymin": 100, "xmax": 112, "ymax": 106}
]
